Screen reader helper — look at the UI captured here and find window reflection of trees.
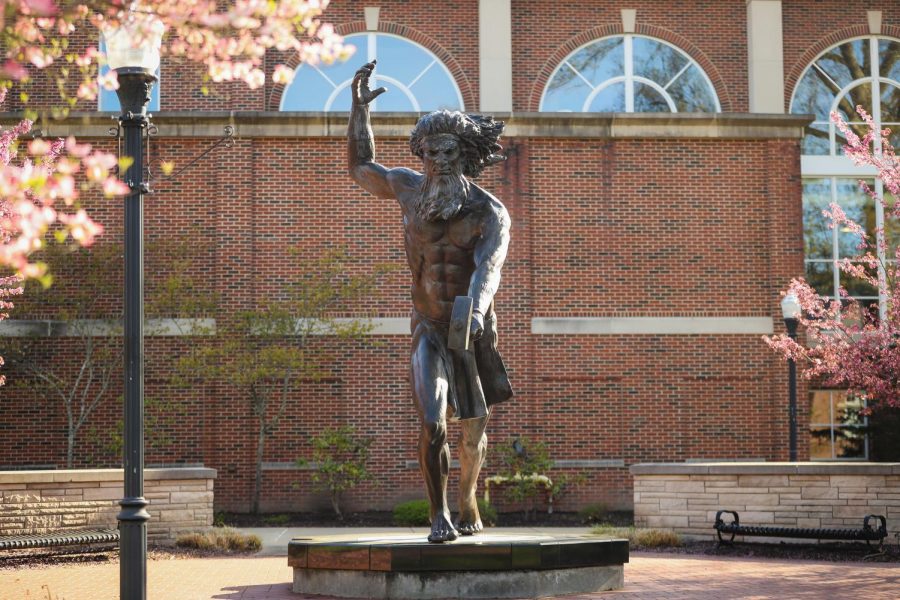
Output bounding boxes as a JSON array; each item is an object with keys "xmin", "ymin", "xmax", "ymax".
[
  {"xmin": 802, "ymin": 178, "xmax": 892, "ymax": 304},
  {"xmin": 541, "ymin": 35, "xmax": 719, "ymax": 113},
  {"xmin": 791, "ymin": 37, "xmax": 900, "ymax": 155},
  {"xmin": 809, "ymin": 390, "xmax": 867, "ymax": 459}
]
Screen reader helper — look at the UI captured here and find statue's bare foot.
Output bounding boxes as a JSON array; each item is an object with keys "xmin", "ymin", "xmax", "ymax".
[
  {"xmin": 455, "ymin": 497, "xmax": 483, "ymax": 536},
  {"xmin": 428, "ymin": 512, "xmax": 458, "ymax": 543}
]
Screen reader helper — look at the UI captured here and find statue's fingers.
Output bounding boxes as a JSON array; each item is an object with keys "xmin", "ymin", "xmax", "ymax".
[{"xmin": 371, "ymin": 86, "xmax": 388, "ymax": 99}]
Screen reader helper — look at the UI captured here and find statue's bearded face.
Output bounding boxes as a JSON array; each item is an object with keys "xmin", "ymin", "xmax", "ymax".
[{"xmin": 417, "ymin": 134, "xmax": 469, "ymax": 222}]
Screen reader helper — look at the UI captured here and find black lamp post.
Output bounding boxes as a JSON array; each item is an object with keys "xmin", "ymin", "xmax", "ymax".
[
  {"xmin": 781, "ymin": 293, "xmax": 801, "ymax": 462},
  {"xmin": 104, "ymin": 18, "xmax": 162, "ymax": 600}
]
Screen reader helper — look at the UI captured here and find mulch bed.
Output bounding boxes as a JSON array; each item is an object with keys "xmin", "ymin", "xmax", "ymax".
[
  {"xmin": 220, "ymin": 510, "xmax": 633, "ymax": 528},
  {"xmin": 638, "ymin": 539, "xmax": 900, "ymax": 563}
]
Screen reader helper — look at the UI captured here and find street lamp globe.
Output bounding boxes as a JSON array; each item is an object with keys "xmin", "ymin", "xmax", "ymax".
[
  {"xmin": 102, "ymin": 17, "xmax": 163, "ymax": 115},
  {"xmin": 781, "ymin": 293, "xmax": 801, "ymax": 321},
  {"xmin": 102, "ymin": 17, "xmax": 163, "ymax": 73}
]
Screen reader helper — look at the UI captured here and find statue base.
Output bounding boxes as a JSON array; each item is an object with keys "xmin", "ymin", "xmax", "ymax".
[{"xmin": 288, "ymin": 532, "xmax": 628, "ymax": 599}]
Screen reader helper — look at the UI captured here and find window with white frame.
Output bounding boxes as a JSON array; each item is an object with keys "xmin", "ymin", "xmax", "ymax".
[
  {"xmin": 539, "ymin": 34, "xmax": 720, "ymax": 113},
  {"xmin": 98, "ymin": 39, "xmax": 160, "ymax": 112},
  {"xmin": 809, "ymin": 390, "xmax": 868, "ymax": 459},
  {"xmin": 280, "ymin": 33, "xmax": 463, "ymax": 112},
  {"xmin": 791, "ymin": 37, "xmax": 900, "ymax": 314}
]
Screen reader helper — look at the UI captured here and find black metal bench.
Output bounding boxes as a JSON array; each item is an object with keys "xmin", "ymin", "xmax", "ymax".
[
  {"xmin": 715, "ymin": 510, "xmax": 887, "ymax": 550},
  {"xmin": 0, "ymin": 528, "xmax": 119, "ymax": 552}
]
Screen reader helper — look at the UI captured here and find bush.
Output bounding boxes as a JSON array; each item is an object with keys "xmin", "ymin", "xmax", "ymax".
[
  {"xmin": 297, "ymin": 426, "xmax": 373, "ymax": 519},
  {"xmin": 578, "ymin": 503, "xmax": 609, "ymax": 524},
  {"xmin": 591, "ymin": 525, "xmax": 681, "ymax": 549},
  {"xmin": 392, "ymin": 498, "xmax": 498, "ymax": 527},
  {"xmin": 393, "ymin": 499, "xmax": 430, "ymax": 526},
  {"xmin": 477, "ymin": 498, "xmax": 498, "ymax": 526},
  {"xmin": 175, "ymin": 527, "xmax": 262, "ymax": 553},
  {"xmin": 262, "ymin": 513, "xmax": 290, "ymax": 526}
]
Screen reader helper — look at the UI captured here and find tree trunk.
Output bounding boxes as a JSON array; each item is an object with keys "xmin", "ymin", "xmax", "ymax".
[
  {"xmin": 331, "ymin": 491, "xmax": 343, "ymax": 520},
  {"xmin": 67, "ymin": 428, "xmax": 76, "ymax": 468},
  {"xmin": 253, "ymin": 417, "xmax": 266, "ymax": 514}
]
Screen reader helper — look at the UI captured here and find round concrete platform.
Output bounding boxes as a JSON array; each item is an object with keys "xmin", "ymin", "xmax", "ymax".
[{"xmin": 288, "ymin": 532, "xmax": 628, "ymax": 599}]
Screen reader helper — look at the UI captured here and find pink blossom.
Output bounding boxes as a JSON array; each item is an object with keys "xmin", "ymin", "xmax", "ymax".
[
  {"xmin": 98, "ymin": 70, "xmax": 119, "ymax": 91},
  {"xmin": 768, "ymin": 112, "xmax": 900, "ymax": 410},
  {"xmin": 273, "ymin": 65, "xmax": 295, "ymax": 85}
]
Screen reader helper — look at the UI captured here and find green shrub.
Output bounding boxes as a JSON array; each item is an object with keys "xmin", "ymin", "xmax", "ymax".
[
  {"xmin": 262, "ymin": 513, "xmax": 290, "ymax": 526},
  {"xmin": 591, "ymin": 525, "xmax": 681, "ymax": 549},
  {"xmin": 393, "ymin": 499, "xmax": 430, "ymax": 526},
  {"xmin": 175, "ymin": 528, "xmax": 262, "ymax": 553},
  {"xmin": 392, "ymin": 498, "xmax": 497, "ymax": 527},
  {"xmin": 297, "ymin": 426, "xmax": 373, "ymax": 519},
  {"xmin": 578, "ymin": 502, "xmax": 609, "ymax": 524},
  {"xmin": 477, "ymin": 498, "xmax": 497, "ymax": 526},
  {"xmin": 212, "ymin": 511, "xmax": 227, "ymax": 528}
]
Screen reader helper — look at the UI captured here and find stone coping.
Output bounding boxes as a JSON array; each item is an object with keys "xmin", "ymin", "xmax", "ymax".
[
  {"xmin": 630, "ymin": 461, "xmax": 900, "ymax": 475},
  {"xmin": 0, "ymin": 111, "xmax": 812, "ymax": 140},
  {"xmin": 0, "ymin": 467, "xmax": 216, "ymax": 484}
]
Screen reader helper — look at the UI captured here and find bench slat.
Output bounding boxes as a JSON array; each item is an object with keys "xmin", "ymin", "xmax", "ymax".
[{"xmin": 0, "ymin": 529, "xmax": 119, "ymax": 550}]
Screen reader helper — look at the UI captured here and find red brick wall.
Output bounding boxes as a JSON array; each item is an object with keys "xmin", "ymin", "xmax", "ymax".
[
  {"xmin": 0, "ymin": 131, "xmax": 804, "ymax": 513},
  {"xmin": 0, "ymin": 0, "xmax": 831, "ymax": 514}
]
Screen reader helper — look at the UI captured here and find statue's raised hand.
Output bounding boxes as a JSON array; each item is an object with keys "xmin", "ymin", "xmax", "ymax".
[{"xmin": 352, "ymin": 60, "xmax": 387, "ymax": 106}]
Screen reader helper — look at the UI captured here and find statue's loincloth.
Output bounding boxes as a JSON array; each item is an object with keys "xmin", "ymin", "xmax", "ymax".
[{"xmin": 411, "ymin": 308, "xmax": 513, "ymax": 420}]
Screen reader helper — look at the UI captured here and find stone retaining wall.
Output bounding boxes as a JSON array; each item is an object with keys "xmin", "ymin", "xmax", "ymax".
[
  {"xmin": 631, "ymin": 462, "xmax": 900, "ymax": 541},
  {"xmin": 0, "ymin": 467, "xmax": 216, "ymax": 544}
]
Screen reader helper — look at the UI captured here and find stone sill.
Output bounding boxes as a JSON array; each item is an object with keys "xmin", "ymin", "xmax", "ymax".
[
  {"xmin": 0, "ymin": 467, "xmax": 217, "ymax": 484},
  {"xmin": 1, "ymin": 111, "xmax": 812, "ymax": 140},
  {"xmin": 630, "ymin": 461, "xmax": 900, "ymax": 476}
]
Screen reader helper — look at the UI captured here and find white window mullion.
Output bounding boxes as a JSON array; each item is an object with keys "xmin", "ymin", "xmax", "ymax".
[
  {"xmin": 624, "ymin": 35, "xmax": 634, "ymax": 112},
  {"xmin": 867, "ymin": 37, "xmax": 889, "ymax": 322},
  {"xmin": 831, "ymin": 177, "xmax": 841, "ymax": 300},
  {"xmin": 368, "ymin": 33, "xmax": 378, "ymax": 111},
  {"xmin": 830, "ymin": 392, "xmax": 837, "ymax": 459}
]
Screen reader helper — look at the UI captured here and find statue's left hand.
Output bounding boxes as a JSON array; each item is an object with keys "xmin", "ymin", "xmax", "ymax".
[{"xmin": 470, "ymin": 312, "xmax": 484, "ymax": 342}]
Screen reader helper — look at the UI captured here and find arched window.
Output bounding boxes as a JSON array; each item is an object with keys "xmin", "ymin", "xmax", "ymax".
[
  {"xmin": 98, "ymin": 39, "xmax": 160, "ymax": 112},
  {"xmin": 539, "ymin": 35, "xmax": 719, "ymax": 113},
  {"xmin": 790, "ymin": 37, "xmax": 900, "ymax": 309},
  {"xmin": 280, "ymin": 33, "xmax": 463, "ymax": 112}
]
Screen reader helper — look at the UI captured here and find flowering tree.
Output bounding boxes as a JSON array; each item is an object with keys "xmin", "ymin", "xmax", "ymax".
[
  {"xmin": 1, "ymin": 0, "xmax": 350, "ymax": 277},
  {"xmin": 0, "ymin": 1, "xmax": 352, "ymax": 383},
  {"xmin": 765, "ymin": 107, "xmax": 900, "ymax": 412}
]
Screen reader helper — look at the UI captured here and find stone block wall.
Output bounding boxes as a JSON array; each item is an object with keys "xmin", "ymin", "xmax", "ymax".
[
  {"xmin": 0, "ymin": 468, "xmax": 216, "ymax": 545},
  {"xmin": 631, "ymin": 462, "xmax": 900, "ymax": 541}
]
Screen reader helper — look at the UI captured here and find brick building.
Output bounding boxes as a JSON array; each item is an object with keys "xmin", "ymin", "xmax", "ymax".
[{"xmin": 1, "ymin": 1, "xmax": 898, "ymax": 513}]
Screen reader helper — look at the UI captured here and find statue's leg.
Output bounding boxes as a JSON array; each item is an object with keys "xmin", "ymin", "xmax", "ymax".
[
  {"xmin": 411, "ymin": 335, "xmax": 457, "ymax": 543},
  {"xmin": 456, "ymin": 412, "xmax": 490, "ymax": 535}
]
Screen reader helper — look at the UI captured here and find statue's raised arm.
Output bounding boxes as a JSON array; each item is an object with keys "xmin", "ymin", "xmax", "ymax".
[{"xmin": 347, "ymin": 61, "xmax": 395, "ymax": 198}]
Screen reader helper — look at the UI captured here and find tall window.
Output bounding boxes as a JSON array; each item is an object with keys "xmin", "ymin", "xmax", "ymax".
[
  {"xmin": 539, "ymin": 35, "xmax": 719, "ymax": 113},
  {"xmin": 809, "ymin": 390, "xmax": 868, "ymax": 459},
  {"xmin": 98, "ymin": 39, "xmax": 160, "ymax": 112},
  {"xmin": 791, "ymin": 37, "xmax": 900, "ymax": 310},
  {"xmin": 280, "ymin": 33, "xmax": 463, "ymax": 112}
]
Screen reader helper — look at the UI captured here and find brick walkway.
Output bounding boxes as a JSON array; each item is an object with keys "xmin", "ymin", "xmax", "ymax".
[{"xmin": 2, "ymin": 552, "xmax": 899, "ymax": 599}]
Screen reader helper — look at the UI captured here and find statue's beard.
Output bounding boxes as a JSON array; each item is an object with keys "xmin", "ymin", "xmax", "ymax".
[{"xmin": 417, "ymin": 171, "xmax": 469, "ymax": 221}]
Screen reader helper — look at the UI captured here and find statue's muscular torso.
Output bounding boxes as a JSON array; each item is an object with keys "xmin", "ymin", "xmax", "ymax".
[{"xmin": 394, "ymin": 175, "xmax": 492, "ymax": 323}]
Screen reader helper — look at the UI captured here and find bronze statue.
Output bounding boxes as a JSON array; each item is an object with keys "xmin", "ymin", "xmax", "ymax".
[{"xmin": 348, "ymin": 61, "xmax": 513, "ymax": 543}]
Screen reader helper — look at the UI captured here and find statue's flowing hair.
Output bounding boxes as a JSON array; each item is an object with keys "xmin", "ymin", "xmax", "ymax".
[{"xmin": 409, "ymin": 110, "xmax": 505, "ymax": 178}]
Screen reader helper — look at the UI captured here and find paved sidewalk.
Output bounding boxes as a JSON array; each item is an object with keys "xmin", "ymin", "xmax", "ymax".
[
  {"xmin": 4, "ymin": 552, "xmax": 899, "ymax": 599},
  {"xmin": 2, "ymin": 528, "xmax": 899, "ymax": 599}
]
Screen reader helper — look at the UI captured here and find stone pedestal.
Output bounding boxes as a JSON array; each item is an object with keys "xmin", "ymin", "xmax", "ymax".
[{"xmin": 288, "ymin": 532, "xmax": 628, "ymax": 599}]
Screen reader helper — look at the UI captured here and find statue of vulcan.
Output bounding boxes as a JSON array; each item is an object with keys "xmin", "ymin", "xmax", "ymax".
[{"xmin": 347, "ymin": 61, "xmax": 514, "ymax": 543}]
